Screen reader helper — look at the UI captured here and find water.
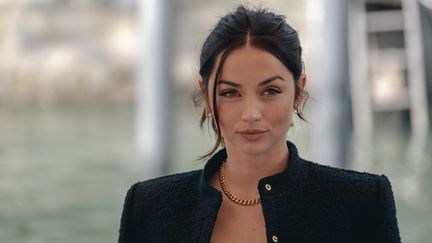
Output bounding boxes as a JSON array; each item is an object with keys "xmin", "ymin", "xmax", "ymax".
[
  {"xmin": 0, "ymin": 107, "xmax": 138, "ymax": 243},
  {"xmin": 1, "ymin": 104, "xmax": 431, "ymax": 243}
]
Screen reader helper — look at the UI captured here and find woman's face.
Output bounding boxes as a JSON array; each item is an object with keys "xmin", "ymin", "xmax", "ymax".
[{"xmin": 204, "ymin": 46, "xmax": 306, "ymax": 155}]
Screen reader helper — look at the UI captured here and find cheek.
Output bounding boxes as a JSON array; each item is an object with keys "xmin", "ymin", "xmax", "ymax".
[
  {"xmin": 216, "ymin": 104, "xmax": 238, "ymax": 135},
  {"xmin": 266, "ymin": 100, "xmax": 294, "ymax": 128},
  {"xmin": 268, "ymin": 106, "xmax": 293, "ymax": 124}
]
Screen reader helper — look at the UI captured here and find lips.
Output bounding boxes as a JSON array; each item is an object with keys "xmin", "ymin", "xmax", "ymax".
[
  {"xmin": 238, "ymin": 129, "xmax": 268, "ymax": 141},
  {"xmin": 238, "ymin": 129, "xmax": 267, "ymax": 134}
]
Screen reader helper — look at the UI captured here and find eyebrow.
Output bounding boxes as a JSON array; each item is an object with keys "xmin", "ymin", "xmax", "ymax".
[{"xmin": 217, "ymin": 75, "xmax": 285, "ymax": 87}]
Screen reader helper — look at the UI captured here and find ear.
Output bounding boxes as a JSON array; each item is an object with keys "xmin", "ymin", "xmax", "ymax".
[
  {"xmin": 197, "ymin": 79, "xmax": 212, "ymax": 114},
  {"xmin": 294, "ymin": 74, "xmax": 307, "ymax": 109},
  {"xmin": 198, "ymin": 79, "xmax": 205, "ymax": 93}
]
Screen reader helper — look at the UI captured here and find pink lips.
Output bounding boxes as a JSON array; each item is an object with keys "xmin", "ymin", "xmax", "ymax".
[{"xmin": 238, "ymin": 129, "xmax": 268, "ymax": 141}]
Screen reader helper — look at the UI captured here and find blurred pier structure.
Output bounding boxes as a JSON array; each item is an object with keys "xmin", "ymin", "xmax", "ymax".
[{"xmin": 348, "ymin": 0, "xmax": 430, "ymax": 170}]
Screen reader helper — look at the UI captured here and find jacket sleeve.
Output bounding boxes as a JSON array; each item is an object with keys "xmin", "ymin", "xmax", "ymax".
[
  {"xmin": 375, "ymin": 175, "xmax": 402, "ymax": 243},
  {"xmin": 118, "ymin": 183, "xmax": 139, "ymax": 243}
]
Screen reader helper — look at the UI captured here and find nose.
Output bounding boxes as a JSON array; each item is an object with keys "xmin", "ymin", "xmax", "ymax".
[{"xmin": 241, "ymin": 96, "xmax": 262, "ymax": 122}]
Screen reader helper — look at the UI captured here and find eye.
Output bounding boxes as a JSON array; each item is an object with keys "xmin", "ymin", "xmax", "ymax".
[
  {"xmin": 219, "ymin": 90, "xmax": 239, "ymax": 97},
  {"xmin": 263, "ymin": 88, "xmax": 281, "ymax": 96}
]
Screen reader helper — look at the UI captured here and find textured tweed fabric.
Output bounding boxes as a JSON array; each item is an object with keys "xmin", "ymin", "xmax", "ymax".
[{"xmin": 118, "ymin": 141, "xmax": 401, "ymax": 243}]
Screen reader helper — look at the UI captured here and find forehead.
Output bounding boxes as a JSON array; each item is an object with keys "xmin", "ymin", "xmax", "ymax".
[{"xmin": 218, "ymin": 46, "xmax": 293, "ymax": 83}]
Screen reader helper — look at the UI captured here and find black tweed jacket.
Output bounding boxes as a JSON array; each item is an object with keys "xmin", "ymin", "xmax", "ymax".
[{"xmin": 118, "ymin": 141, "xmax": 401, "ymax": 243}]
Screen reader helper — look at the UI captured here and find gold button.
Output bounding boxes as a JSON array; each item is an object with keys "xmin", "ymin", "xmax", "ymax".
[
  {"xmin": 272, "ymin": 235, "xmax": 278, "ymax": 242},
  {"xmin": 265, "ymin": 184, "xmax": 272, "ymax": 191}
]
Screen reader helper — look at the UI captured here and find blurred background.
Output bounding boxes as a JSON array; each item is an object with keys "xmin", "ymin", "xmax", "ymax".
[{"xmin": 0, "ymin": 0, "xmax": 431, "ymax": 242}]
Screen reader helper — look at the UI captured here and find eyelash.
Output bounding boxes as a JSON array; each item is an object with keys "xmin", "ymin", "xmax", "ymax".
[
  {"xmin": 263, "ymin": 88, "xmax": 282, "ymax": 96},
  {"xmin": 219, "ymin": 88, "xmax": 281, "ymax": 97}
]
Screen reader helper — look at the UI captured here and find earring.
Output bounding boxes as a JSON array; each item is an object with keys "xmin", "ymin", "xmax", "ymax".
[
  {"xmin": 207, "ymin": 113, "xmax": 212, "ymax": 118},
  {"xmin": 294, "ymin": 108, "xmax": 298, "ymax": 114}
]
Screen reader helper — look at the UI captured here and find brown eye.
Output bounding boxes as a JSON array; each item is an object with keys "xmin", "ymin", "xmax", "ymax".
[
  {"xmin": 263, "ymin": 88, "xmax": 281, "ymax": 96},
  {"xmin": 220, "ymin": 90, "xmax": 239, "ymax": 97}
]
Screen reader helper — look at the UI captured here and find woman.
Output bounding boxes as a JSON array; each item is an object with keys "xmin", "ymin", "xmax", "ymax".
[{"xmin": 118, "ymin": 5, "xmax": 401, "ymax": 243}]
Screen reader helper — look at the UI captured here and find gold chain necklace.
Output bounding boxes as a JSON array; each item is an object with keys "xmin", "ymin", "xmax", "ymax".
[{"xmin": 218, "ymin": 159, "xmax": 261, "ymax": 206}]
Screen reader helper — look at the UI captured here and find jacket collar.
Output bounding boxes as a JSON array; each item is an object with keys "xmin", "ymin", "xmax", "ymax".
[{"xmin": 198, "ymin": 140, "xmax": 306, "ymax": 208}]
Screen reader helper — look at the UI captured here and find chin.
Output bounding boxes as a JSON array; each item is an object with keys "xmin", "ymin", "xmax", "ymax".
[{"xmin": 236, "ymin": 140, "xmax": 272, "ymax": 155}]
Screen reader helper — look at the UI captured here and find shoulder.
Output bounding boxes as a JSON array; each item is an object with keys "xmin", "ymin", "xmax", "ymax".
[
  {"xmin": 305, "ymin": 158, "xmax": 386, "ymax": 183},
  {"xmin": 124, "ymin": 169, "xmax": 203, "ymax": 212},
  {"xmin": 296, "ymin": 159, "xmax": 401, "ymax": 241},
  {"xmin": 299, "ymin": 159, "xmax": 398, "ymax": 221},
  {"xmin": 301, "ymin": 159, "xmax": 393, "ymax": 197},
  {"xmin": 118, "ymin": 169, "xmax": 205, "ymax": 241},
  {"xmin": 131, "ymin": 169, "xmax": 202, "ymax": 198}
]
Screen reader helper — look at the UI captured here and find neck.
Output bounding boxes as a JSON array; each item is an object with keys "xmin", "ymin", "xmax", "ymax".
[{"xmin": 222, "ymin": 141, "xmax": 289, "ymax": 198}]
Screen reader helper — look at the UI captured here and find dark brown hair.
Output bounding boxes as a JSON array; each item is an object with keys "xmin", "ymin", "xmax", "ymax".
[{"xmin": 192, "ymin": 5, "xmax": 308, "ymax": 161}]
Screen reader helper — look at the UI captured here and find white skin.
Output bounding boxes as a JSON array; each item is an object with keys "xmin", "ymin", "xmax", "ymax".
[{"xmin": 198, "ymin": 45, "xmax": 307, "ymax": 199}]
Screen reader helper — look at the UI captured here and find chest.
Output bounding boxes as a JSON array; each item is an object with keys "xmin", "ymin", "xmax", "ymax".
[{"xmin": 209, "ymin": 200, "xmax": 267, "ymax": 243}]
